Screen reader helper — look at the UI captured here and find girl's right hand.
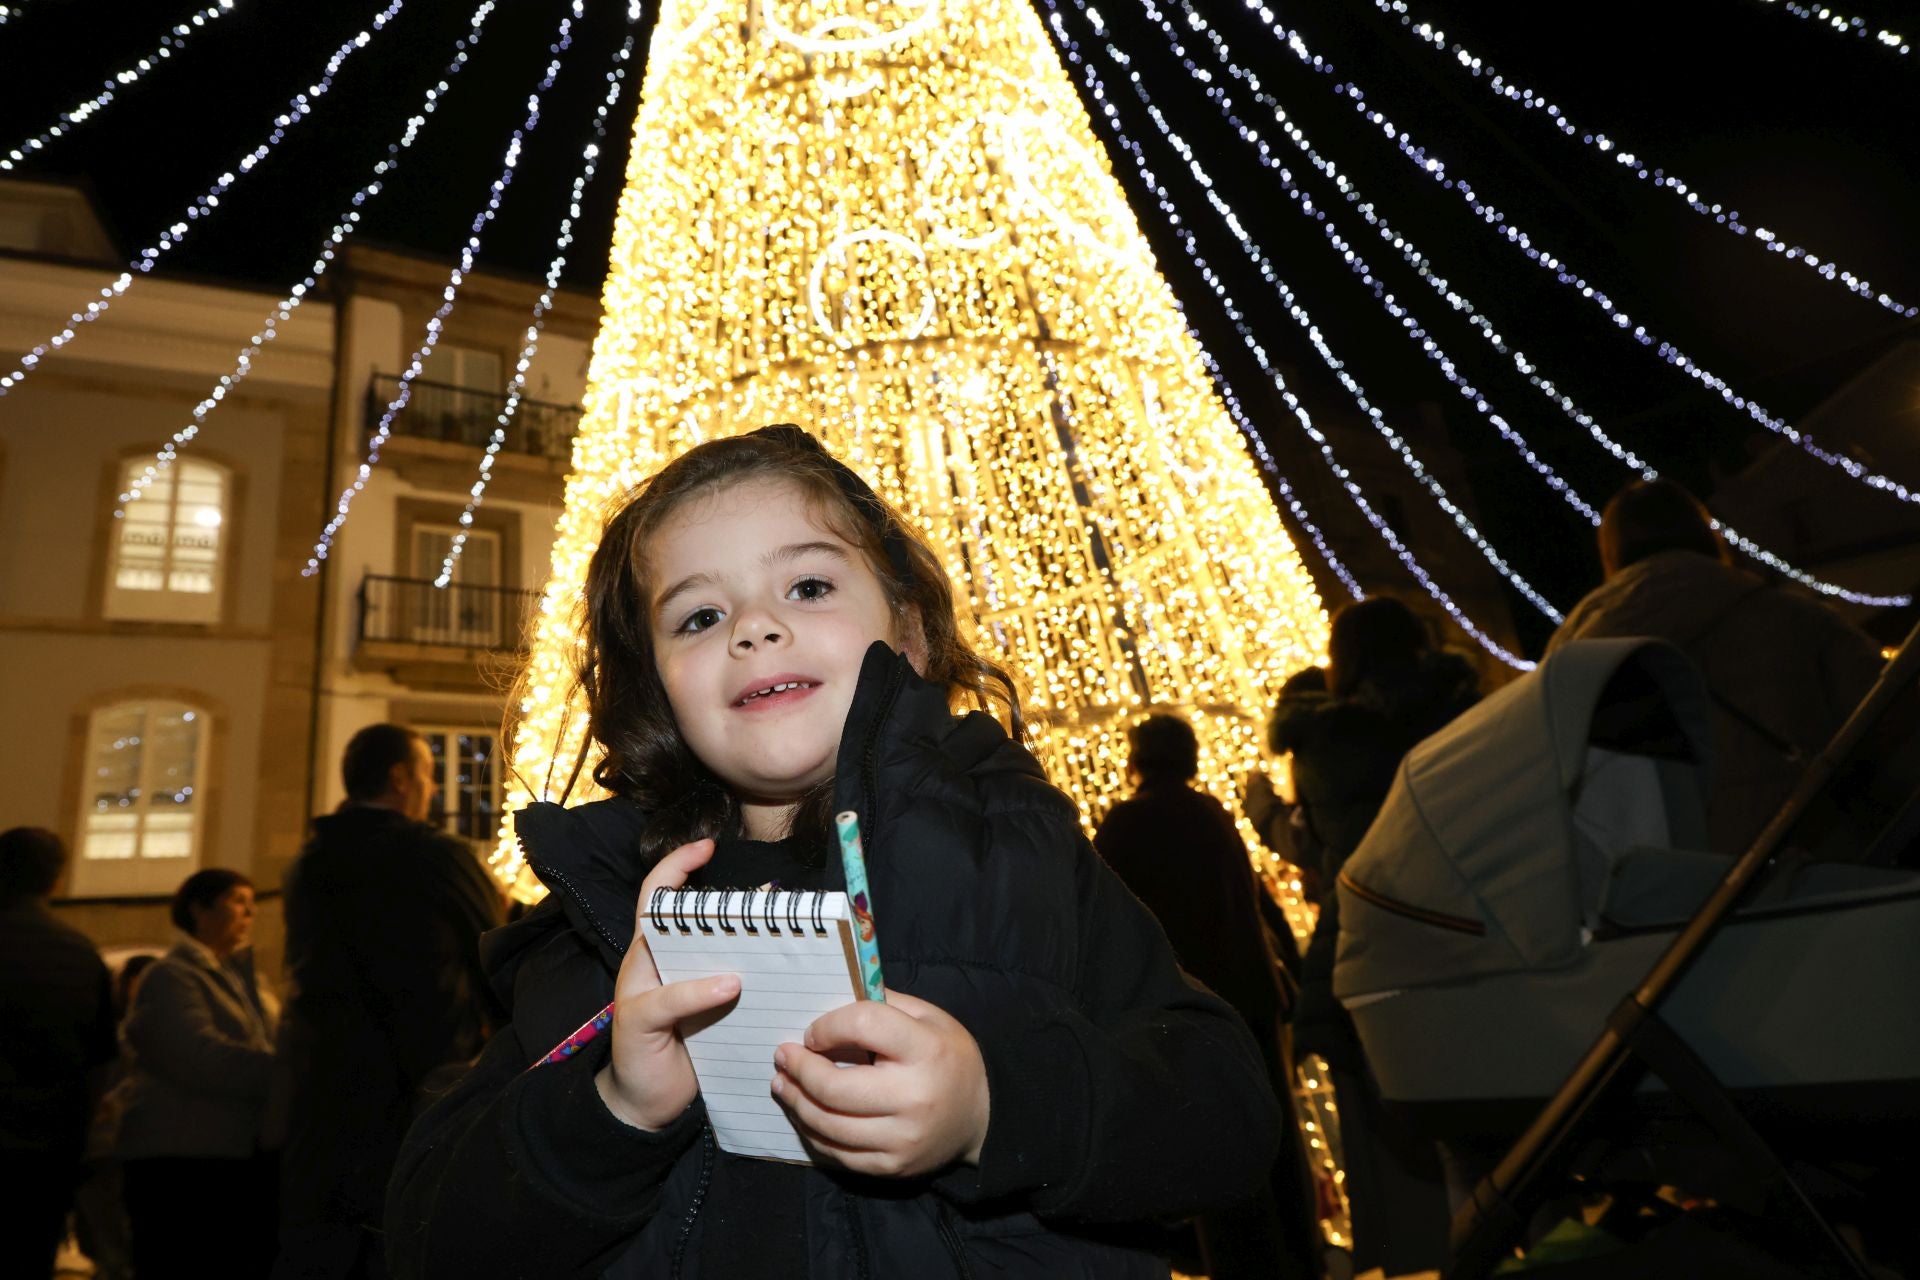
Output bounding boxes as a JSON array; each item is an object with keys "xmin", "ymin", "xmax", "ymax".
[{"xmin": 594, "ymin": 838, "xmax": 739, "ymax": 1132}]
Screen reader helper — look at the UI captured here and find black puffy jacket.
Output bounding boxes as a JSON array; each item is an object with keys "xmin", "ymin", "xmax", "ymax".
[{"xmin": 386, "ymin": 644, "xmax": 1278, "ymax": 1278}]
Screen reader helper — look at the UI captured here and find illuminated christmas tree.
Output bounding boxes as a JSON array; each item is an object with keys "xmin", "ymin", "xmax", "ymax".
[{"xmin": 497, "ymin": 0, "xmax": 1331, "ymax": 904}]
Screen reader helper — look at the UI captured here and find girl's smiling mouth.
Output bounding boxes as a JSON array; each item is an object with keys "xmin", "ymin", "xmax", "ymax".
[{"xmin": 732, "ymin": 676, "xmax": 821, "ymax": 708}]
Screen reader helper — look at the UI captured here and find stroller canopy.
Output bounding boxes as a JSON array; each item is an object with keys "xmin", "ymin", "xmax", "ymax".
[{"xmin": 1335, "ymin": 638, "xmax": 1715, "ymax": 998}]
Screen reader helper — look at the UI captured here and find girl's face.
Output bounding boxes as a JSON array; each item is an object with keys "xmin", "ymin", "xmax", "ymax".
[
  {"xmin": 646, "ymin": 478, "xmax": 905, "ymax": 839},
  {"xmin": 192, "ymin": 884, "xmax": 255, "ymax": 957}
]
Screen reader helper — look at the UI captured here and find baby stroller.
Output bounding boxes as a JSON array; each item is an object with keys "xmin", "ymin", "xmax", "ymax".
[{"xmin": 1331, "ymin": 637, "xmax": 1920, "ymax": 1272}]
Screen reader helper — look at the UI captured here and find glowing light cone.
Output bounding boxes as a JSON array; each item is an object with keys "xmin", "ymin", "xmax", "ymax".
[{"xmin": 498, "ymin": 0, "xmax": 1330, "ymax": 918}]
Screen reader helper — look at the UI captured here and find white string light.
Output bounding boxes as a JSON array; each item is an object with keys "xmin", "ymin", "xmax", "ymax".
[
  {"xmin": 1121, "ymin": 0, "xmax": 1910, "ymax": 608},
  {"xmin": 1198, "ymin": 343, "xmax": 1368, "ymax": 602},
  {"xmin": 436, "ymin": 7, "xmax": 643, "ymax": 587},
  {"xmin": 305, "ymin": 1, "xmax": 591, "ymax": 576},
  {"xmin": 1752, "ymin": 0, "xmax": 1910, "ymax": 57},
  {"xmin": 1371, "ymin": 0, "xmax": 1916, "ymax": 318},
  {"xmin": 0, "ymin": 0, "xmax": 406, "ymax": 398},
  {"xmin": 3, "ymin": 1, "xmax": 241, "ymax": 173},
  {"xmin": 1243, "ymin": 9, "xmax": 1920, "ymax": 510},
  {"xmin": 1114, "ymin": 0, "xmax": 1601, "ymax": 530},
  {"xmin": 0, "ymin": 3, "xmax": 29, "ymax": 26},
  {"xmin": 116, "ymin": 1, "xmax": 503, "ymax": 513},
  {"xmin": 1069, "ymin": 5, "xmax": 1567, "ymax": 624},
  {"xmin": 1039, "ymin": 0, "xmax": 1533, "ymax": 669}
]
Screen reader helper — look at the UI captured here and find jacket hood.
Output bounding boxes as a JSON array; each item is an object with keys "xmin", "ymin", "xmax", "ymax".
[
  {"xmin": 1271, "ymin": 648, "xmax": 1480, "ymax": 753},
  {"xmin": 513, "ymin": 642, "xmax": 1037, "ymax": 968},
  {"xmin": 1555, "ymin": 551, "xmax": 1765, "ymax": 650},
  {"xmin": 1349, "ymin": 649, "xmax": 1480, "ymax": 731}
]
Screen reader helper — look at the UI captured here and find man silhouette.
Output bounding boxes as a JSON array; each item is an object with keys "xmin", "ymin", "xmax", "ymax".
[{"xmin": 274, "ymin": 725, "xmax": 503, "ymax": 1279}]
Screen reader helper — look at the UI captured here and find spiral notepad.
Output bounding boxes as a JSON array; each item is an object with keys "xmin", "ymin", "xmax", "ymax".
[{"xmin": 646, "ymin": 887, "xmax": 871, "ymax": 1162}]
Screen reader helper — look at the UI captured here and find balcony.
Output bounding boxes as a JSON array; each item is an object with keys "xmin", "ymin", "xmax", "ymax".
[
  {"xmin": 352, "ymin": 574, "xmax": 540, "ymax": 689},
  {"xmin": 368, "ymin": 374, "xmax": 581, "ymax": 462}
]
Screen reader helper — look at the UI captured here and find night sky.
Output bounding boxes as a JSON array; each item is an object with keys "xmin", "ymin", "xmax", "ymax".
[{"xmin": 4, "ymin": 0, "xmax": 1916, "ymax": 650}]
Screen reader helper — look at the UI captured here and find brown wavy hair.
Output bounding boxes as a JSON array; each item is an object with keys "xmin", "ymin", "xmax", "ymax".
[{"xmin": 575, "ymin": 426, "xmax": 1024, "ymax": 866}]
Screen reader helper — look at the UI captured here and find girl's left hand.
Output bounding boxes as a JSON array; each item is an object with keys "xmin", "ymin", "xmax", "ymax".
[{"xmin": 773, "ymin": 990, "xmax": 990, "ymax": 1178}]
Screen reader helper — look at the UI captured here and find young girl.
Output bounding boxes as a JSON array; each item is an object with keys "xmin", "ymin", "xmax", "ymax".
[{"xmin": 388, "ymin": 425, "xmax": 1280, "ymax": 1278}]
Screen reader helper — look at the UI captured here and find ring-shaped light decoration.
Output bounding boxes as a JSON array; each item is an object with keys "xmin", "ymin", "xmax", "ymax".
[
  {"xmin": 648, "ymin": 0, "xmax": 726, "ymax": 71},
  {"xmin": 807, "ymin": 228, "xmax": 938, "ymax": 346},
  {"xmin": 760, "ymin": 0, "xmax": 941, "ymax": 55},
  {"xmin": 988, "ymin": 109, "xmax": 1141, "ymax": 269},
  {"xmin": 807, "ymin": 17, "xmax": 885, "ymax": 99},
  {"xmin": 915, "ymin": 118, "xmax": 1010, "ymax": 251}
]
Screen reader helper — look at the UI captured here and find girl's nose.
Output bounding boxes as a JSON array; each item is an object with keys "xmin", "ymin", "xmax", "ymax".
[
  {"xmin": 734, "ymin": 626, "xmax": 785, "ymax": 651},
  {"xmin": 731, "ymin": 606, "xmax": 786, "ymax": 651}
]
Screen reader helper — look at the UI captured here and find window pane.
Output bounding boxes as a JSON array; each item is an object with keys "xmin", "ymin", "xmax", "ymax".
[
  {"xmin": 145, "ymin": 707, "xmax": 200, "ymax": 812},
  {"xmin": 141, "ymin": 812, "xmax": 197, "ymax": 859},
  {"xmin": 82, "ymin": 812, "xmax": 139, "ymax": 860},
  {"xmin": 167, "ymin": 462, "xmax": 224, "ymax": 594},
  {"xmin": 79, "ymin": 701, "xmax": 204, "ymax": 863},
  {"xmin": 116, "ymin": 467, "xmax": 174, "ymax": 591},
  {"xmin": 421, "ymin": 729, "xmax": 500, "ymax": 843},
  {"xmin": 86, "ymin": 704, "xmax": 145, "ymax": 815},
  {"xmin": 454, "ymin": 733, "xmax": 497, "ymax": 839},
  {"xmin": 426, "ymin": 733, "xmax": 448, "ymax": 829}
]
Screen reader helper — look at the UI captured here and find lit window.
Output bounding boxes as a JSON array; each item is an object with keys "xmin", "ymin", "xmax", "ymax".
[
  {"xmin": 420, "ymin": 344, "xmax": 502, "ymax": 395},
  {"xmin": 106, "ymin": 459, "xmax": 229, "ymax": 623},
  {"xmin": 420, "ymin": 727, "xmax": 502, "ymax": 849},
  {"xmin": 70, "ymin": 701, "xmax": 207, "ymax": 896},
  {"xmin": 408, "ymin": 524, "xmax": 503, "ymax": 645}
]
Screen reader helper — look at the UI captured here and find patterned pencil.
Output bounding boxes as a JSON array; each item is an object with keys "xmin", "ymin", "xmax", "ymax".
[{"xmin": 834, "ymin": 810, "xmax": 886, "ymax": 1002}]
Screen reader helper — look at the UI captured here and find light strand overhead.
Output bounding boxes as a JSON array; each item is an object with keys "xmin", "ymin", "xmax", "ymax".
[
  {"xmin": 1038, "ymin": 0, "xmax": 1532, "ymax": 668},
  {"xmin": 1250, "ymin": 8, "xmax": 1920, "ymax": 510},
  {"xmin": 0, "ymin": 0, "xmax": 406, "ymax": 398},
  {"xmin": 306, "ymin": 1, "xmax": 590, "ymax": 575},
  {"xmin": 1130, "ymin": 0, "xmax": 1909, "ymax": 608},
  {"xmin": 438, "ymin": 9, "xmax": 643, "ymax": 587},
  {"xmin": 3, "ymin": 0, "xmax": 241, "ymax": 173},
  {"xmin": 1072, "ymin": 4, "xmax": 1567, "ymax": 624},
  {"xmin": 1371, "ymin": 0, "xmax": 1917, "ymax": 318},
  {"xmin": 1752, "ymin": 0, "xmax": 1910, "ymax": 57},
  {"xmin": 117, "ymin": 1, "xmax": 503, "ymax": 513}
]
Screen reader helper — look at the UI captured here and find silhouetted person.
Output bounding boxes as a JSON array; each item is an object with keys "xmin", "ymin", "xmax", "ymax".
[
  {"xmin": 119, "ymin": 868, "xmax": 279, "ymax": 1279},
  {"xmin": 0, "ymin": 827, "xmax": 116, "ymax": 1279},
  {"xmin": 1549, "ymin": 479, "xmax": 1887, "ymax": 854},
  {"xmin": 72, "ymin": 954, "xmax": 159, "ymax": 1280},
  {"xmin": 1096, "ymin": 715, "xmax": 1317, "ymax": 1280},
  {"xmin": 274, "ymin": 724, "xmax": 503, "ymax": 1280},
  {"xmin": 1268, "ymin": 597, "xmax": 1480, "ymax": 1276}
]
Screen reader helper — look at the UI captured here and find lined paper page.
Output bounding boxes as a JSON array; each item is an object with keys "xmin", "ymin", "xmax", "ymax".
[{"xmin": 647, "ymin": 890, "xmax": 864, "ymax": 1162}]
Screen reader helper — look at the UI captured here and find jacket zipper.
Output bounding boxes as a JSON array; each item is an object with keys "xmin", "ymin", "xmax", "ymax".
[
  {"xmin": 531, "ymin": 837, "xmax": 726, "ymax": 1276},
  {"xmin": 521, "ymin": 839, "xmax": 629, "ymax": 959},
  {"xmin": 935, "ymin": 1205, "xmax": 975, "ymax": 1280},
  {"xmin": 843, "ymin": 660, "xmax": 906, "ymax": 1280},
  {"xmin": 669, "ymin": 1125, "xmax": 717, "ymax": 1279},
  {"xmin": 858, "ymin": 659, "xmax": 908, "ymax": 863},
  {"xmin": 842, "ymin": 1192, "xmax": 874, "ymax": 1280}
]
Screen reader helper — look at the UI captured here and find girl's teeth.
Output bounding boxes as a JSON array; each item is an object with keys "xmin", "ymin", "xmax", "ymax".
[{"xmin": 745, "ymin": 681, "xmax": 810, "ymax": 702}]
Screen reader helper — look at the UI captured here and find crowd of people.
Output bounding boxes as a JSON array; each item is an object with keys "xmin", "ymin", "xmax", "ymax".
[
  {"xmin": 0, "ymin": 446, "xmax": 1898, "ymax": 1279},
  {"xmin": 2, "ymin": 723, "xmax": 503, "ymax": 1280}
]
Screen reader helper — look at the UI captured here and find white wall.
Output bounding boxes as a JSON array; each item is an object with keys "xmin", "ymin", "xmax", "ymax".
[{"xmin": 0, "ymin": 255, "xmax": 331, "ymax": 892}]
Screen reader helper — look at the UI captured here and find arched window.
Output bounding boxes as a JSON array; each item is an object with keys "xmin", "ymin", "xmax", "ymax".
[
  {"xmin": 104, "ymin": 458, "xmax": 229, "ymax": 623},
  {"xmin": 69, "ymin": 700, "xmax": 208, "ymax": 897}
]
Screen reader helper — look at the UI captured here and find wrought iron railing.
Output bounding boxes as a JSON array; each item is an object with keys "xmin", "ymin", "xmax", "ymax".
[
  {"xmin": 367, "ymin": 374, "xmax": 581, "ymax": 462},
  {"xmin": 357, "ymin": 574, "xmax": 539, "ymax": 651}
]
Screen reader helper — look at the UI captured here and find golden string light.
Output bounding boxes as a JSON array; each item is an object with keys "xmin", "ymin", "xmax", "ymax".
[{"xmin": 495, "ymin": 0, "xmax": 1330, "ymax": 936}]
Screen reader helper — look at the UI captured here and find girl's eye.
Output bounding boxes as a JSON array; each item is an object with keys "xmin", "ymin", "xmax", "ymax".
[
  {"xmin": 676, "ymin": 606, "xmax": 724, "ymax": 635},
  {"xmin": 788, "ymin": 576, "xmax": 834, "ymax": 602}
]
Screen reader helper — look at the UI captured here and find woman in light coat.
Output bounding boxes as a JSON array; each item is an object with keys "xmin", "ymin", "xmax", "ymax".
[{"xmin": 118, "ymin": 868, "xmax": 278, "ymax": 1278}]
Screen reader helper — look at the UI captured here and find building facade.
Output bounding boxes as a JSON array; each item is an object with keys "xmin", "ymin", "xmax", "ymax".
[{"xmin": 0, "ymin": 180, "xmax": 593, "ymax": 962}]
